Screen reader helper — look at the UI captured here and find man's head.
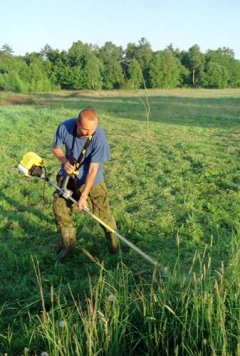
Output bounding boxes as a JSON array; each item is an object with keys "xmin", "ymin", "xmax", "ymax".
[{"xmin": 76, "ymin": 109, "xmax": 98, "ymax": 137}]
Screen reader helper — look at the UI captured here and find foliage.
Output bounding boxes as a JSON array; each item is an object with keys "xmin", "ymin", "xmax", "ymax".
[
  {"xmin": 202, "ymin": 61, "xmax": 229, "ymax": 88},
  {"xmin": 179, "ymin": 44, "xmax": 205, "ymax": 86},
  {"xmin": 205, "ymin": 48, "xmax": 240, "ymax": 88},
  {"xmin": 149, "ymin": 49, "xmax": 182, "ymax": 88},
  {"xmin": 96, "ymin": 41, "xmax": 125, "ymax": 89},
  {"xmin": 125, "ymin": 58, "xmax": 143, "ymax": 89},
  {"xmin": 1, "ymin": 41, "xmax": 240, "ymax": 92},
  {"xmin": 0, "ymin": 51, "xmax": 55, "ymax": 92},
  {"xmin": 67, "ymin": 42, "xmax": 103, "ymax": 90}
]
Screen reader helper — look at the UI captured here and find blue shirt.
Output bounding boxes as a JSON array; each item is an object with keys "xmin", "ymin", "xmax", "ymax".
[{"xmin": 53, "ymin": 118, "xmax": 110, "ymax": 185}]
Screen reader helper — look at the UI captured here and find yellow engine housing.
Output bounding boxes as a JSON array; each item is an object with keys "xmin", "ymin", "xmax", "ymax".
[{"xmin": 18, "ymin": 152, "xmax": 45, "ymax": 176}]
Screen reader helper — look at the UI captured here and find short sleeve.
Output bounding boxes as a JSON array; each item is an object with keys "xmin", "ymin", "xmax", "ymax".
[
  {"xmin": 53, "ymin": 124, "xmax": 65, "ymax": 148},
  {"xmin": 90, "ymin": 131, "xmax": 110, "ymax": 163}
]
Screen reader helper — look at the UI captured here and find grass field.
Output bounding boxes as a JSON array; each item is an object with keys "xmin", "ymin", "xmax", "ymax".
[{"xmin": 0, "ymin": 89, "xmax": 240, "ymax": 355}]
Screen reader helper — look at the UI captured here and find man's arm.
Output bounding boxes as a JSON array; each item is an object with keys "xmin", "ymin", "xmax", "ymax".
[
  {"xmin": 78, "ymin": 162, "xmax": 100, "ymax": 210},
  {"xmin": 52, "ymin": 144, "xmax": 75, "ymax": 174}
]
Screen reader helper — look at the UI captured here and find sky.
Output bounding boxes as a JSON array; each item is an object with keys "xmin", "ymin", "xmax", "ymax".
[{"xmin": 1, "ymin": 0, "xmax": 240, "ymax": 59}]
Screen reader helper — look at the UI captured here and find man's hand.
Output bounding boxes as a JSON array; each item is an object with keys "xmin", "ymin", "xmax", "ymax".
[
  {"xmin": 52, "ymin": 146, "xmax": 76, "ymax": 174},
  {"xmin": 77, "ymin": 163, "xmax": 99, "ymax": 210},
  {"xmin": 64, "ymin": 160, "xmax": 76, "ymax": 174},
  {"xmin": 78, "ymin": 194, "xmax": 88, "ymax": 210}
]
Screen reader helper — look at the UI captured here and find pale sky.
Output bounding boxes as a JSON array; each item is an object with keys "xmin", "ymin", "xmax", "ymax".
[{"xmin": 1, "ymin": 0, "xmax": 240, "ymax": 59}]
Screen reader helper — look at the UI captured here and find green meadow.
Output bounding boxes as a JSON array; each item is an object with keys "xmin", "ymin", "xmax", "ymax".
[{"xmin": 0, "ymin": 89, "xmax": 240, "ymax": 355}]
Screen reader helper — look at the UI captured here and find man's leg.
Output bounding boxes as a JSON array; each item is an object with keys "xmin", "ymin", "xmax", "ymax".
[
  {"xmin": 85, "ymin": 182, "xmax": 119, "ymax": 254},
  {"xmin": 53, "ymin": 192, "xmax": 77, "ymax": 261}
]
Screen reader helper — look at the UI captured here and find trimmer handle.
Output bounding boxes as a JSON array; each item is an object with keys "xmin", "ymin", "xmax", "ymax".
[
  {"xmin": 61, "ymin": 174, "xmax": 71, "ymax": 192},
  {"xmin": 68, "ymin": 156, "xmax": 77, "ymax": 167},
  {"xmin": 61, "ymin": 157, "xmax": 77, "ymax": 193}
]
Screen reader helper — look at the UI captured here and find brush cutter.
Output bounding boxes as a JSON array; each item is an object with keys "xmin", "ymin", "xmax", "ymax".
[{"xmin": 18, "ymin": 152, "xmax": 168, "ymax": 277}]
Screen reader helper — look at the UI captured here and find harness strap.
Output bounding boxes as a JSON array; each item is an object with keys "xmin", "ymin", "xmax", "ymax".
[{"xmin": 71, "ymin": 122, "xmax": 93, "ymax": 169}]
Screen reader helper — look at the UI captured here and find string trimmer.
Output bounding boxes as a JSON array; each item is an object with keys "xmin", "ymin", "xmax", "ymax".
[{"xmin": 18, "ymin": 152, "xmax": 168, "ymax": 277}]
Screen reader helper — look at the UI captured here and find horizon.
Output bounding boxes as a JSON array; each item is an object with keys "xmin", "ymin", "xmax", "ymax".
[{"xmin": 2, "ymin": 39, "xmax": 239, "ymax": 60}]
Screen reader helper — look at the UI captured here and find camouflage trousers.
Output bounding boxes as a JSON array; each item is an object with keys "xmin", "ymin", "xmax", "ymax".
[{"xmin": 53, "ymin": 181, "xmax": 119, "ymax": 253}]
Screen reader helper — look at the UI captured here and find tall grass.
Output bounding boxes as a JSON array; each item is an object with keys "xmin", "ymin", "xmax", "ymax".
[
  {"xmin": 5, "ymin": 239, "xmax": 238, "ymax": 355},
  {"xmin": 0, "ymin": 89, "xmax": 239, "ymax": 354}
]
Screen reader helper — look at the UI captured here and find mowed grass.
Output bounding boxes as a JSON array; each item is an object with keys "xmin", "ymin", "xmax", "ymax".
[{"xmin": 0, "ymin": 89, "xmax": 240, "ymax": 355}]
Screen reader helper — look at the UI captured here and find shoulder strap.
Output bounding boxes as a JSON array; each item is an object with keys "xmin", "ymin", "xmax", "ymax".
[
  {"xmin": 71, "ymin": 122, "xmax": 93, "ymax": 168},
  {"xmin": 76, "ymin": 135, "xmax": 93, "ymax": 168},
  {"xmin": 71, "ymin": 123, "xmax": 78, "ymax": 152}
]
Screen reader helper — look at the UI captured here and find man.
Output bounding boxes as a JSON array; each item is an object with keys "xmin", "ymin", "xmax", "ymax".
[{"xmin": 52, "ymin": 108, "xmax": 119, "ymax": 261}]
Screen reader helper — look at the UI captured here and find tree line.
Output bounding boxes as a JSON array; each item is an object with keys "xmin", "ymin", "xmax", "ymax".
[{"xmin": 1, "ymin": 38, "xmax": 240, "ymax": 92}]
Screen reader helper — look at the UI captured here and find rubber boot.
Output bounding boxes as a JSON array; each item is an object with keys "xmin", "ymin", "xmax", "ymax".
[
  {"xmin": 57, "ymin": 226, "xmax": 77, "ymax": 261},
  {"xmin": 105, "ymin": 231, "xmax": 119, "ymax": 254}
]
